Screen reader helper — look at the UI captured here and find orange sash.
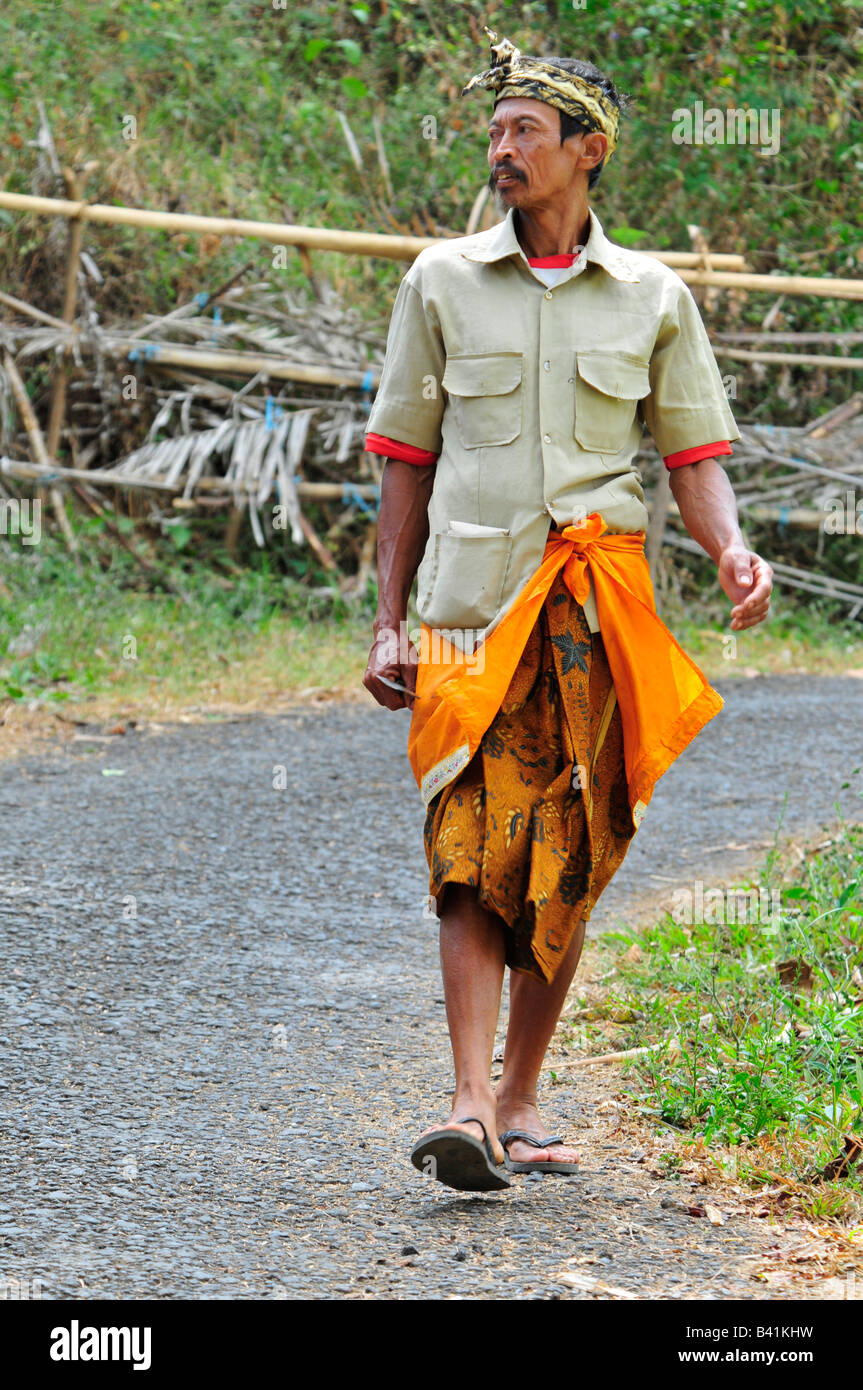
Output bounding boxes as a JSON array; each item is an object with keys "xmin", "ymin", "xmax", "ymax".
[{"xmin": 407, "ymin": 513, "xmax": 723, "ymax": 830}]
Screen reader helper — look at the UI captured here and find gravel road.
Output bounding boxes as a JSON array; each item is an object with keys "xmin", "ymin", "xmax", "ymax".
[{"xmin": 1, "ymin": 673, "xmax": 861, "ymax": 1300}]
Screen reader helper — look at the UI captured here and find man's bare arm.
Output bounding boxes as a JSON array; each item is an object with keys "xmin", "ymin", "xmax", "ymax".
[
  {"xmin": 364, "ymin": 458, "xmax": 436, "ymax": 709},
  {"xmin": 667, "ymin": 457, "xmax": 773, "ymax": 631}
]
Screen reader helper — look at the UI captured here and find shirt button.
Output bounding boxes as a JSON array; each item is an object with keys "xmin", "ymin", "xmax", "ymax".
[
  {"xmin": 543, "ymin": 360, "xmax": 551, "ymax": 371},
  {"xmin": 544, "ymin": 290, "xmax": 553, "ymax": 300},
  {"xmin": 543, "ymin": 433, "xmax": 552, "ymax": 444}
]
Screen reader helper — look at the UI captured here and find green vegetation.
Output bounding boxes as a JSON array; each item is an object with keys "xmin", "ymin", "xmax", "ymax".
[
  {"xmin": 0, "ymin": 526, "xmax": 375, "ymax": 713},
  {"xmin": 2, "ymin": 1, "xmax": 861, "ymax": 1258},
  {"xmin": 1, "ymin": 1, "xmax": 861, "ymax": 680},
  {"xmin": 574, "ymin": 791, "xmax": 863, "ymax": 1210},
  {"xmin": 658, "ymin": 531, "xmax": 863, "ymax": 645},
  {"xmin": 2, "ymin": 2, "xmax": 860, "ymax": 411},
  {"xmin": 0, "ymin": 524, "xmax": 860, "ymax": 713}
]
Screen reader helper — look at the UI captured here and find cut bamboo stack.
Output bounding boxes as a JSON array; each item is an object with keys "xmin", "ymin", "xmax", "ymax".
[{"xmin": 0, "ymin": 185, "xmax": 861, "ymax": 605}]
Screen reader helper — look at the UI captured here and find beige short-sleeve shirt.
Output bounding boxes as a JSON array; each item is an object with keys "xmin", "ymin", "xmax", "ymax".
[{"xmin": 366, "ymin": 207, "xmax": 739, "ymax": 641}]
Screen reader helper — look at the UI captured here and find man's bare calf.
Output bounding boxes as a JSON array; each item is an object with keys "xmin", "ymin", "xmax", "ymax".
[{"xmin": 417, "ymin": 884, "xmax": 582, "ymax": 1170}]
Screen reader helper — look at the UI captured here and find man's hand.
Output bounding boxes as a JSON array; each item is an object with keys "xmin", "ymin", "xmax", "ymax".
[
  {"xmin": 667, "ymin": 458, "xmax": 774, "ymax": 632},
  {"xmin": 363, "ymin": 457, "xmax": 435, "ymax": 710},
  {"xmin": 363, "ymin": 625, "xmax": 420, "ymax": 710},
  {"xmin": 718, "ymin": 544, "xmax": 773, "ymax": 630}
]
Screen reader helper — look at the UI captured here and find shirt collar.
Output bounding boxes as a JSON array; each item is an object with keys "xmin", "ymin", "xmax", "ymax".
[{"xmin": 460, "ymin": 206, "xmax": 641, "ymax": 284}]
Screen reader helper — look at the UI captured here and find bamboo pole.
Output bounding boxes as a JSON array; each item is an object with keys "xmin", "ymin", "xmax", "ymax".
[
  {"xmin": 8, "ymin": 325, "xmax": 860, "ymax": 396},
  {"xmin": 665, "ymin": 529, "xmax": 863, "ymax": 606},
  {"xmin": 465, "ymin": 186, "xmax": 490, "ymax": 237},
  {"xmin": 0, "ymin": 289, "xmax": 71, "ymax": 331},
  {"xmin": 224, "ymin": 503, "xmax": 245, "ymax": 558},
  {"xmin": 806, "ymin": 394, "xmax": 862, "ymax": 437},
  {"xmin": 1, "ymin": 456, "xmax": 848, "ymax": 535},
  {"xmin": 742, "ymin": 450, "xmax": 863, "ymax": 488},
  {"xmin": 0, "ymin": 189, "xmax": 749, "ymax": 270},
  {"xmin": 713, "ymin": 332, "xmax": 863, "ymax": 345},
  {"xmin": 372, "ymin": 113, "xmax": 395, "ymax": 204},
  {"xmin": 4, "ymin": 191, "xmax": 860, "ymax": 298},
  {"xmin": 0, "ymin": 457, "xmax": 177, "ymax": 492},
  {"xmin": 45, "ymin": 166, "xmax": 94, "ymax": 464},
  {"xmin": 100, "ymin": 336, "xmax": 382, "ymax": 388},
  {"xmin": 677, "ymin": 268, "xmax": 863, "ymax": 301},
  {"xmin": 5, "ymin": 190, "xmax": 862, "ymax": 293},
  {"xmin": 713, "ymin": 346, "xmax": 863, "ymax": 370},
  {"xmin": 298, "ymin": 510, "xmax": 339, "ymax": 570},
  {"xmin": 1, "ymin": 351, "xmax": 78, "ymax": 551},
  {"xmin": 0, "ymin": 190, "xmax": 433, "ymax": 260},
  {"xmin": 669, "ymin": 500, "xmax": 833, "ymax": 530},
  {"xmin": 0, "ymin": 456, "xmax": 380, "ymax": 501},
  {"xmin": 740, "ymin": 505, "xmax": 851, "ymax": 531}
]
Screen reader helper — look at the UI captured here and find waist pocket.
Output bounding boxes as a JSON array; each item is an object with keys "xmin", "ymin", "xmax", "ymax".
[
  {"xmin": 419, "ymin": 528, "xmax": 512, "ymax": 631},
  {"xmin": 573, "ymin": 351, "xmax": 650, "ymax": 454},
  {"xmin": 442, "ymin": 352, "xmax": 523, "ymax": 449}
]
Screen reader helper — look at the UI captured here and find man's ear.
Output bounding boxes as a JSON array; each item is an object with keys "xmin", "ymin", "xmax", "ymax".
[{"xmin": 578, "ymin": 130, "xmax": 608, "ymax": 173}]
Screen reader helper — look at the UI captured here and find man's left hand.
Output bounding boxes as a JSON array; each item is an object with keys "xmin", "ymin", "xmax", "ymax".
[{"xmin": 718, "ymin": 545, "xmax": 774, "ymax": 630}]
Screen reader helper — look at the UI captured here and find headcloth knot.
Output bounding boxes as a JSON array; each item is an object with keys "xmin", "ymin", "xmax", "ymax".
[{"xmin": 462, "ymin": 25, "xmax": 620, "ymax": 160}]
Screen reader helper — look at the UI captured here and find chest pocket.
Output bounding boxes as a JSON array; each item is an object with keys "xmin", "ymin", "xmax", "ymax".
[
  {"xmin": 573, "ymin": 351, "xmax": 651, "ymax": 454},
  {"xmin": 442, "ymin": 352, "xmax": 523, "ymax": 449}
]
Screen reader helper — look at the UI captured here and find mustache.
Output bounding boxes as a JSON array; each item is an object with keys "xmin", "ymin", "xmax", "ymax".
[{"xmin": 489, "ymin": 164, "xmax": 527, "ymax": 190}]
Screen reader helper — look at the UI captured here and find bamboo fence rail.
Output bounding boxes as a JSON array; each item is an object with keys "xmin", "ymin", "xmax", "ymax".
[
  {"xmin": 2, "ymin": 188, "xmax": 863, "ymax": 299},
  {"xmin": 0, "ymin": 181, "xmax": 861, "ymax": 605},
  {"xmin": 0, "ymin": 189, "xmax": 747, "ymax": 269}
]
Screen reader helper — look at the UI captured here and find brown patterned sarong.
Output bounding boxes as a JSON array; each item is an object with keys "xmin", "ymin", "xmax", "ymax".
[{"xmin": 423, "ymin": 568, "xmax": 636, "ymax": 984}]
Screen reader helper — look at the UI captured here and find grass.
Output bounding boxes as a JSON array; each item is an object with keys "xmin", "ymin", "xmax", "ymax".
[
  {"xmin": 669, "ymin": 603, "xmax": 863, "ymax": 679},
  {"xmin": 568, "ymin": 795, "xmax": 863, "ymax": 1219},
  {"xmin": 2, "ymin": 524, "xmax": 863, "ymax": 726},
  {"xmin": 1, "ymin": 0, "xmax": 860, "ymax": 438},
  {"xmin": 2, "ymin": 0, "xmax": 862, "ymax": 633},
  {"xmin": 2, "ymin": 528, "xmax": 863, "ymax": 724},
  {"xmin": 0, "ymin": 529, "xmax": 376, "ymax": 721}
]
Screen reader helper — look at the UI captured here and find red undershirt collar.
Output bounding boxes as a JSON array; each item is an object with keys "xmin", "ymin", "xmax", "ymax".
[{"xmin": 526, "ymin": 253, "xmax": 578, "ymax": 267}]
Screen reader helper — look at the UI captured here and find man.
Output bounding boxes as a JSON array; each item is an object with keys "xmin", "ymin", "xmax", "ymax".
[{"xmin": 363, "ymin": 29, "xmax": 773, "ymax": 1192}]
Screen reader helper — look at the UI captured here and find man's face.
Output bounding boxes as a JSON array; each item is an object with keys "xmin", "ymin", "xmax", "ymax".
[{"xmin": 487, "ymin": 96, "xmax": 605, "ymax": 207}]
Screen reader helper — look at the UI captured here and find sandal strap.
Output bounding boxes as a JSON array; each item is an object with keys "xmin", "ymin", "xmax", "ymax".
[
  {"xmin": 500, "ymin": 1128, "xmax": 564, "ymax": 1150},
  {"xmin": 454, "ymin": 1115, "xmax": 488, "ymax": 1139},
  {"xmin": 454, "ymin": 1115, "xmax": 494, "ymax": 1163}
]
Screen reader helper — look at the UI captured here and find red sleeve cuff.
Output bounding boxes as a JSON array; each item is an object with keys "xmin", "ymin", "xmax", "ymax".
[
  {"xmin": 663, "ymin": 440, "xmax": 732, "ymax": 469},
  {"xmin": 364, "ymin": 432, "xmax": 439, "ymax": 466}
]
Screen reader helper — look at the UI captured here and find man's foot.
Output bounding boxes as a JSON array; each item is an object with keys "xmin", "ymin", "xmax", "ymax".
[
  {"xmin": 410, "ymin": 1105, "xmax": 509, "ymax": 1191},
  {"xmin": 415, "ymin": 1096, "xmax": 504, "ymax": 1166},
  {"xmin": 494, "ymin": 1098, "xmax": 581, "ymax": 1170}
]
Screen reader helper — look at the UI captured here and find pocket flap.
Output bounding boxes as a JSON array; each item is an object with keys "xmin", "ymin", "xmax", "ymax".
[
  {"xmin": 442, "ymin": 352, "xmax": 523, "ymax": 398},
  {"xmin": 575, "ymin": 352, "xmax": 651, "ymax": 401}
]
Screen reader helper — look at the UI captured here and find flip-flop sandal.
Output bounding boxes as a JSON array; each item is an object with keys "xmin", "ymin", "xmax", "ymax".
[
  {"xmin": 410, "ymin": 1115, "xmax": 510, "ymax": 1191},
  {"xmin": 500, "ymin": 1128, "xmax": 581, "ymax": 1175}
]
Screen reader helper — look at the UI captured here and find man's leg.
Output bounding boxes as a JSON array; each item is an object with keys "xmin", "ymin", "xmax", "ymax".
[
  {"xmin": 417, "ymin": 883, "xmax": 508, "ymax": 1164},
  {"xmin": 494, "ymin": 916, "xmax": 586, "ymax": 1165}
]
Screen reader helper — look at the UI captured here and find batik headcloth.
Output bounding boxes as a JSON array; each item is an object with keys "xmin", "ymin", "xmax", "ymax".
[{"xmin": 462, "ymin": 26, "xmax": 620, "ymax": 160}]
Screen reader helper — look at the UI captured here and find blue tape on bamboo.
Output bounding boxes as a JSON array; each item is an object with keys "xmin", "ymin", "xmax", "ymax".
[
  {"xmin": 265, "ymin": 399, "xmax": 283, "ymax": 429},
  {"xmin": 194, "ymin": 291, "xmax": 210, "ymax": 309},
  {"xmin": 360, "ymin": 367, "xmax": 374, "ymax": 415},
  {"xmin": 342, "ymin": 483, "xmax": 380, "ymax": 516}
]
